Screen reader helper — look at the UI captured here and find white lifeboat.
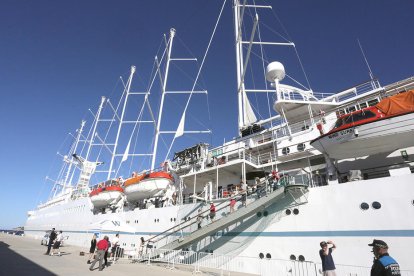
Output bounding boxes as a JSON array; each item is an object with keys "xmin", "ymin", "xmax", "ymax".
[
  {"xmin": 89, "ymin": 186, "xmax": 124, "ymax": 209},
  {"xmin": 123, "ymin": 171, "xmax": 174, "ymax": 202},
  {"xmin": 311, "ymin": 90, "xmax": 414, "ymax": 159}
]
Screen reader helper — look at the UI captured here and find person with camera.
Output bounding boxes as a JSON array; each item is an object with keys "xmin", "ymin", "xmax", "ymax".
[
  {"xmin": 319, "ymin": 240, "xmax": 336, "ymax": 276},
  {"xmin": 368, "ymin": 239, "xmax": 400, "ymax": 276}
]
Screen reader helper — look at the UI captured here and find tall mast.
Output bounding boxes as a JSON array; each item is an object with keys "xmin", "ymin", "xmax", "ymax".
[
  {"xmin": 151, "ymin": 28, "xmax": 176, "ymax": 171},
  {"xmin": 234, "ymin": 0, "xmax": 246, "ymax": 132},
  {"xmin": 85, "ymin": 96, "xmax": 106, "ymax": 161},
  {"xmin": 63, "ymin": 120, "xmax": 86, "ymax": 188},
  {"xmin": 107, "ymin": 66, "xmax": 136, "ymax": 179}
]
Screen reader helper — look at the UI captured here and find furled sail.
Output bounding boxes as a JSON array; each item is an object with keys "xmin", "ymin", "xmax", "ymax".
[{"xmin": 243, "ymin": 92, "xmax": 257, "ymax": 126}]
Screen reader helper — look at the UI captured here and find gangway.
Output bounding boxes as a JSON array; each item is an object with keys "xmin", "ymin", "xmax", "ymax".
[{"xmin": 158, "ymin": 183, "xmax": 307, "ymax": 251}]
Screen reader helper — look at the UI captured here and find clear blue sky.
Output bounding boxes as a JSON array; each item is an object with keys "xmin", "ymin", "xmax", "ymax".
[{"xmin": 0, "ymin": 0, "xmax": 412, "ymax": 229}]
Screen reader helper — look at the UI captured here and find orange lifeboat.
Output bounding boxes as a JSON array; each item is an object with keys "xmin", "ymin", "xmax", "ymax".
[
  {"xmin": 123, "ymin": 171, "xmax": 174, "ymax": 202},
  {"xmin": 89, "ymin": 186, "xmax": 124, "ymax": 209}
]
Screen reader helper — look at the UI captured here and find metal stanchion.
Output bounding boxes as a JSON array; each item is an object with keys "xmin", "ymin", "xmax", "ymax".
[{"xmin": 193, "ymin": 252, "xmax": 201, "ymax": 274}]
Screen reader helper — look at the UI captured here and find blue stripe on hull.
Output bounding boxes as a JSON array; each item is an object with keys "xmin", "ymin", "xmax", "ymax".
[{"xmin": 25, "ymin": 229, "xmax": 414, "ymax": 237}]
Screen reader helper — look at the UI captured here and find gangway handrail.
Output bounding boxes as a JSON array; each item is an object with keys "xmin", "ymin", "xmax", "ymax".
[
  {"xmin": 148, "ymin": 194, "xmax": 243, "ymax": 245},
  {"xmin": 149, "ymin": 175, "xmax": 300, "ymax": 247}
]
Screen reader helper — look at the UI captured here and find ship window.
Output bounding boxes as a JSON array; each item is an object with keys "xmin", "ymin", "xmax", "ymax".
[
  {"xmin": 298, "ymin": 255, "xmax": 305, "ymax": 262},
  {"xmin": 285, "ymin": 209, "xmax": 291, "ymax": 215},
  {"xmin": 334, "ymin": 116, "xmax": 348, "ymax": 128},
  {"xmin": 282, "ymin": 147, "xmax": 290, "ymax": 155},
  {"xmin": 372, "ymin": 201, "xmax": 381, "ymax": 209},
  {"xmin": 259, "ymin": 253, "xmax": 264, "ymax": 259},
  {"xmin": 297, "ymin": 143, "xmax": 306, "ymax": 152},
  {"xmin": 358, "ymin": 102, "xmax": 367, "ymax": 109},
  {"xmin": 266, "ymin": 253, "xmax": 271, "ymax": 259},
  {"xmin": 412, "ymin": 200, "xmax": 414, "ymax": 206},
  {"xmin": 293, "ymin": 209, "xmax": 299, "ymax": 215},
  {"xmin": 263, "ymin": 210, "xmax": 268, "ymax": 217},
  {"xmin": 368, "ymin": 99, "xmax": 379, "ymax": 106},
  {"xmin": 290, "ymin": 255, "xmax": 296, "ymax": 261},
  {"xmin": 257, "ymin": 212, "xmax": 262, "ymax": 217},
  {"xmin": 346, "ymin": 110, "xmax": 376, "ymax": 124},
  {"xmin": 360, "ymin": 202, "xmax": 369, "ymax": 210},
  {"xmin": 346, "ymin": 106, "xmax": 357, "ymax": 113}
]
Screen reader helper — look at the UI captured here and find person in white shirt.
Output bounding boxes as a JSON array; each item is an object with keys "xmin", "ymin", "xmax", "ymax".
[
  {"xmin": 51, "ymin": 231, "xmax": 64, "ymax": 256},
  {"xmin": 110, "ymin": 233, "xmax": 120, "ymax": 261}
]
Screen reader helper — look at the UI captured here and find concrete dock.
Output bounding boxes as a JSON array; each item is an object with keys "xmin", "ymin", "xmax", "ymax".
[{"xmin": 0, "ymin": 233, "xmax": 202, "ymax": 276}]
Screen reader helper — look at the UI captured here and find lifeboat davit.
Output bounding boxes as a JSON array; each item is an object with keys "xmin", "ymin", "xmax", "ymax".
[
  {"xmin": 124, "ymin": 171, "xmax": 174, "ymax": 202},
  {"xmin": 311, "ymin": 90, "xmax": 414, "ymax": 159},
  {"xmin": 89, "ymin": 186, "xmax": 124, "ymax": 209}
]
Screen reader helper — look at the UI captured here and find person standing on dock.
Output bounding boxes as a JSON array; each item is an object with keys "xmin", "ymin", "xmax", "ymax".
[
  {"xmin": 368, "ymin": 239, "xmax": 400, "ymax": 276},
  {"xmin": 44, "ymin": 228, "xmax": 56, "ymax": 255},
  {"xmin": 110, "ymin": 233, "xmax": 120, "ymax": 262},
  {"xmin": 50, "ymin": 231, "xmax": 64, "ymax": 256},
  {"xmin": 319, "ymin": 240, "xmax": 336, "ymax": 276},
  {"xmin": 87, "ymin": 234, "xmax": 97, "ymax": 264},
  {"xmin": 89, "ymin": 236, "xmax": 109, "ymax": 271}
]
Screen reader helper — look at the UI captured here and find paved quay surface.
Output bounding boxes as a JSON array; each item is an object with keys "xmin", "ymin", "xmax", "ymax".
[{"xmin": 0, "ymin": 233, "xmax": 235, "ymax": 276}]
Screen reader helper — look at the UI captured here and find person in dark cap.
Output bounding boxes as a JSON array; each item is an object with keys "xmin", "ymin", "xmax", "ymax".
[
  {"xmin": 369, "ymin": 239, "xmax": 400, "ymax": 276},
  {"xmin": 319, "ymin": 240, "xmax": 336, "ymax": 276}
]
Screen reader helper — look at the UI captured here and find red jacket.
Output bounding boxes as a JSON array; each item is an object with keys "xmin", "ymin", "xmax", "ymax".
[{"xmin": 96, "ymin": 239, "xmax": 109, "ymax": 251}]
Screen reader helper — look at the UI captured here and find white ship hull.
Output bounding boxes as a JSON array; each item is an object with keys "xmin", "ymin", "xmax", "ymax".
[
  {"xmin": 312, "ymin": 112, "xmax": 414, "ymax": 159},
  {"xmin": 25, "ymin": 174, "xmax": 414, "ymax": 273},
  {"xmin": 124, "ymin": 178, "xmax": 172, "ymax": 202}
]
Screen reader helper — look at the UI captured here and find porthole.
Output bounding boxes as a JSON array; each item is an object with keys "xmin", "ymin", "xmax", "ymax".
[
  {"xmin": 263, "ymin": 210, "xmax": 268, "ymax": 217},
  {"xmin": 298, "ymin": 255, "xmax": 305, "ymax": 262},
  {"xmin": 360, "ymin": 202, "xmax": 369, "ymax": 210},
  {"xmin": 259, "ymin": 253, "xmax": 264, "ymax": 259},
  {"xmin": 290, "ymin": 255, "xmax": 296, "ymax": 261},
  {"xmin": 285, "ymin": 209, "xmax": 291, "ymax": 215},
  {"xmin": 154, "ymin": 219, "xmax": 157, "ymax": 223},
  {"xmin": 174, "ymin": 218, "xmax": 177, "ymax": 222},
  {"xmin": 157, "ymin": 219, "xmax": 160, "ymax": 222},
  {"xmin": 257, "ymin": 212, "xmax": 262, "ymax": 217},
  {"xmin": 297, "ymin": 143, "xmax": 306, "ymax": 152},
  {"xmin": 170, "ymin": 218, "xmax": 173, "ymax": 222},
  {"xmin": 293, "ymin": 209, "xmax": 299, "ymax": 215},
  {"xmin": 266, "ymin": 253, "xmax": 271, "ymax": 259},
  {"xmin": 372, "ymin": 201, "xmax": 381, "ymax": 209},
  {"xmin": 412, "ymin": 200, "xmax": 414, "ymax": 206},
  {"xmin": 282, "ymin": 147, "xmax": 290, "ymax": 155}
]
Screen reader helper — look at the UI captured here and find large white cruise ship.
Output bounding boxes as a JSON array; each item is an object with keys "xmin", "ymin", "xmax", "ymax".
[{"xmin": 25, "ymin": 0, "xmax": 414, "ymax": 274}]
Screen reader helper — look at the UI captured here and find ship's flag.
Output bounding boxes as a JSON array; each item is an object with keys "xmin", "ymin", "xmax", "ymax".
[
  {"xmin": 174, "ymin": 112, "xmax": 185, "ymax": 138},
  {"xmin": 121, "ymin": 138, "xmax": 131, "ymax": 162}
]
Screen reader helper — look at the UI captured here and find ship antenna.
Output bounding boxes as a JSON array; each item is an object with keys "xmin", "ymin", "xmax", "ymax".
[{"xmin": 357, "ymin": 39, "xmax": 374, "ymax": 80}]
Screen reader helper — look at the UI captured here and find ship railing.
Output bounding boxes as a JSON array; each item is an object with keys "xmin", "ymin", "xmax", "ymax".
[
  {"xmin": 113, "ymin": 248, "xmax": 414, "ymax": 276},
  {"xmin": 313, "ymin": 79, "xmax": 382, "ymax": 102}
]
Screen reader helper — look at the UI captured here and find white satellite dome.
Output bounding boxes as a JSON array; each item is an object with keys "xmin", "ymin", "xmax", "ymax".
[{"xmin": 266, "ymin": 61, "xmax": 285, "ymax": 82}]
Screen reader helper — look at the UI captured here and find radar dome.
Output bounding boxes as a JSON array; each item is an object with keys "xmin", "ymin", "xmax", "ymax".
[{"xmin": 266, "ymin": 62, "xmax": 285, "ymax": 82}]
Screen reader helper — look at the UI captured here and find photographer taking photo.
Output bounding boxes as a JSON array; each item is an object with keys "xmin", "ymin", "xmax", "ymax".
[{"xmin": 319, "ymin": 240, "xmax": 336, "ymax": 276}]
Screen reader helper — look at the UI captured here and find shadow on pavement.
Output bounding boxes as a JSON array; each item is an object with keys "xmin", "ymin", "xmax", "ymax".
[{"xmin": 0, "ymin": 241, "xmax": 56, "ymax": 276}]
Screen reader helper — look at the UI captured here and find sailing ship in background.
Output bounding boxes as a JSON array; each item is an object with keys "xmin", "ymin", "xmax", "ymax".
[{"xmin": 25, "ymin": 0, "xmax": 414, "ymax": 274}]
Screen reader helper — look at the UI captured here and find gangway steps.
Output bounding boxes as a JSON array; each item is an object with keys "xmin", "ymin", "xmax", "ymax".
[{"xmin": 160, "ymin": 187, "xmax": 288, "ymax": 251}]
